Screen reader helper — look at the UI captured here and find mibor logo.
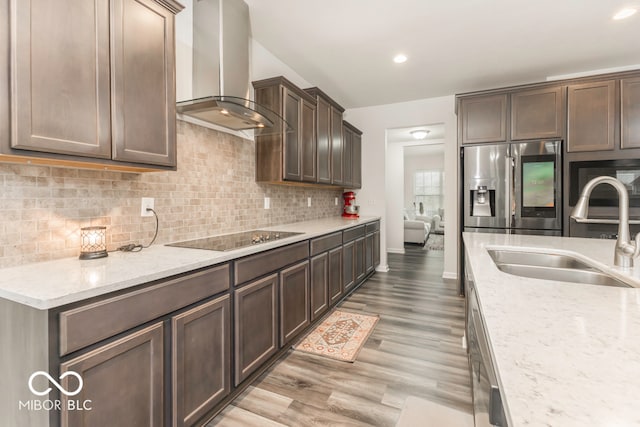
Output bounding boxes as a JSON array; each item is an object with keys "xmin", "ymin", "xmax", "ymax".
[{"xmin": 28, "ymin": 371, "xmax": 83, "ymax": 397}]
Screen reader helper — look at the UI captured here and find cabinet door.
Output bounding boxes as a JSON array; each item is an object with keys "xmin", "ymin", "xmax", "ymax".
[
  {"xmin": 111, "ymin": 0, "xmax": 177, "ymax": 167},
  {"xmin": 373, "ymin": 231, "xmax": 380, "ymax": 268},
  {"xmin": 343, "ymin": 125, "xmax": 353, "ymax": 187},
  {"xmin": 172, "ymin": 295, "xmax": 230, "ymax": 427},
  {"xmin": 301, "ymin": 98, "xmax": 317, "ymax": 182},
  {"xmin": 310, "ymin": 253, "xmax": 329, "ymax": 321},
  {"xmin": 316, "ymin": 97, "xmax": 332, "ymax": 184},
  {"xmin": 622, "ymin": 77, "xmax": 640, "ymax": 149},
  {"xmin": 352, "ymin": 132, "xmax": 362, "ymax": 189},
  {"xmin": 282, "ymin": 88, "xmax": 302, "ymax": 181},
  {"xmin": 331, "ymin": 107, "xmax": 344, "ymax": 185},
  {"xmin": 355, "ymin": 236, "xmax": 366, "ymax": 283},
  {"xmin": 511, "ymin": 86, "xmax": 564, "ymax": 140},
  {"xmin": 329, "ymin": 246, "xmax": 343, "ymax": 305},
  {"xmin": 365, "ymin": 233, "xmax": 374, "ymax": 274},
  {"xmin": 460, "ymin": 94, "xmax": 507, "ymax": 144},
  {"xmin": 567, "ymin": 80, "xmax": 616, "ymax": 152},
  {"xmin": 280, "ymin": 260, "xmax": 310, "ymax": 346},
  {"xmin": 10, "ymin": 0, "xmax": 111, "ymax": 158},
  {"xmin": 343, "ymin": 240, "xmax": 356, "ymax": 292},
  {"xmin": 234, "ymin": 274, "xmax": 278, "ymax": 385},
  {"xmin": 60, "ymin": 323, "xmax": 164, "ymax": 427}
]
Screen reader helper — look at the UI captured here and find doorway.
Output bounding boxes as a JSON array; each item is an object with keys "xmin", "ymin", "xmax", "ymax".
[{"xmin": 385, "ymin": 124, "xmax": 446, "ymax": 254}]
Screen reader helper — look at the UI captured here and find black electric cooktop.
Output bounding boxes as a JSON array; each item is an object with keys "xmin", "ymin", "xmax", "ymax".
[{"xmin": 166, "ymin": 230, "xmax": 303, "ymax": 252}]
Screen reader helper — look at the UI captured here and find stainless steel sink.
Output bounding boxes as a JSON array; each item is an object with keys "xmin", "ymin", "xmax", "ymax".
[{"xmin": 487, "ymin": 249, "xmax": 632, "ymax": 288}]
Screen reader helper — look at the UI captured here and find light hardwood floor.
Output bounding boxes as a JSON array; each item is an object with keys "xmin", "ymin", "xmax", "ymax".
[{"xmin": 207, "ymin": 244, "xmax": 472, "ymax": 426}]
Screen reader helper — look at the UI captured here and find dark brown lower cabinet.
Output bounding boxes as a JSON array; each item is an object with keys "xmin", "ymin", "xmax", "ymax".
[
  {"xmin": 310, "ymin": 253, "xmax": 329, "ymax": 321},
  {"xmin": 172, "ymin": 295, "xmax": 230, "ymax": 427},
  {"xmin": 60, "ymin": 323, "xmax": 164, "ymax": 427},
  {"xmin": 328, "ymin": 246, "xmax": 343, "ymax": 305},
  {"xmin": 365, "ymin": 233, "xmax": 374, "ymax": 273},
  {"xmin": 343, "ymin": 240, "xmax": 355, "ymax": 292},
  {"xmin": 280, "ymin": 260, "xmax": 310, "ymax": 346},
  {"xmin": 373, "ymin": 231, "xmax": 380, "ymax": 268},
  {"xmin": 234, "ymin": 274, "xmax": 278, "ymax": 386},
  {"xmin": 355, "ymin": 236, "xmax": 366, "ymax": 284}
]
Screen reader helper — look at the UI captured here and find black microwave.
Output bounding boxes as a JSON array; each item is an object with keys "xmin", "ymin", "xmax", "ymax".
[{"xmin": 569, "ymin": 159, "xmax": 640, "ymax": 208}]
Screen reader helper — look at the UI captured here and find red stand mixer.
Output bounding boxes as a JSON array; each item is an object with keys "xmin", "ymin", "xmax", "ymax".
[{"xmin": 342, "ymin": 191, "xmax": 360, "ymax": 219}]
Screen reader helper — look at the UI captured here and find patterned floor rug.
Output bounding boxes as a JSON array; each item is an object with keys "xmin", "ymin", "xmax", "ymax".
[
  {"xmin": 293, "ymin": 310, "xmax": 379, "ymax": 362},
  {"xmin": 424, "ymin": 233, "xmax": 444, "ymax": 251}
]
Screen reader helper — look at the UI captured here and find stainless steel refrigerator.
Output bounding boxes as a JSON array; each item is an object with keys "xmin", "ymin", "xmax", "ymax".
[{"xmin": 463, "ymin": 140, "xmax": 562, "ymax": 236}]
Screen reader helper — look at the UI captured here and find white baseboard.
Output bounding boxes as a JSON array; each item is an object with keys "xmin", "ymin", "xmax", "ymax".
[
  {"xmin": 442, "ymin": 271, "xmax": 458, "ymax": 282},
  {"xmin": 387, "ymin": 248, "xmax": 405, "ymax": 254},
  {"xmin": 375, "ymin": 264, "xmax": 390, "ymax": 273}
]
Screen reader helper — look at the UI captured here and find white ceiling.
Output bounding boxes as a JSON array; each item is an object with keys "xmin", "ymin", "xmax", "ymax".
[{"xmin": 244, "ymin": 0, "xmax": 640, "ymax": 109}]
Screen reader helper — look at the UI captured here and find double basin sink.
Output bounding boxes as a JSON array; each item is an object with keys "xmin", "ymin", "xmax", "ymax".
[{"xmin": 487, "ymin": 249, "xmax": 634, "ymax": 288}]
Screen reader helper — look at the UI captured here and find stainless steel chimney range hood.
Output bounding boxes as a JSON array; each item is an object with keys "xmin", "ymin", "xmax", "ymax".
[{"xmin": 176, "ymin": 0, "xmax": 287, "ymax": 134}]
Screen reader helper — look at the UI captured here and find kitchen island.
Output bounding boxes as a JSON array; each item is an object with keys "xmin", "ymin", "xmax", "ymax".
[{"xmin": 463, "ymin": 232, "xmax": 640, "ymax": 427}]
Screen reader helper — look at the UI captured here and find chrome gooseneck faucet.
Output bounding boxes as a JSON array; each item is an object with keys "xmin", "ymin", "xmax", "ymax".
[{"xmin": 571, "ymin": 176, "xmax": 640, "ymax": 268}]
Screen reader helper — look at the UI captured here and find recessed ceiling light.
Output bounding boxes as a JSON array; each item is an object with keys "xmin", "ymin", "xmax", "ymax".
[
  {"xmin": 613, "ymin": 7, "xmax": 637, "ymax": 20},
  {"xmin": 393, "ymin": 54, "xmax": 408, "ymax": 64},
  {"xmin": 410, "ymin": 130, "xmax": 430, "ymax": 140}
]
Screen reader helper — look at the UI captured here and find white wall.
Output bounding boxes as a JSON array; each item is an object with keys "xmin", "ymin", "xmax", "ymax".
[
  {"xmin": 251, "ymin": 40, "xmax": 312, "ymax": 89},
  {"xmin": 385, "ymin": 143, "xmax": 405, "ymax": 254},
  {"xmin": 345, "ymin": 96, "xmax": 458, "ymax": 280},
  {"xmin": 175, "ymin": 0, "xmax": 193, "ymax": 102}
]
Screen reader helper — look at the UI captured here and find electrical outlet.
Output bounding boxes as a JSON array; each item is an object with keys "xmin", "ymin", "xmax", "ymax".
[
  {"xmin": 307, "ymin": 197, "xmax": 312, "ymax": 207},
  {"xmin": 335, "ymin": 197, "xmax": 338, "ymax": 206},
  {"xmin": 264, "ymin": 197, "xmax": 270, "ymax": 209},
  {"xmin": 141, "ymin": 197, "xmax": 154, "ymax": 216}
]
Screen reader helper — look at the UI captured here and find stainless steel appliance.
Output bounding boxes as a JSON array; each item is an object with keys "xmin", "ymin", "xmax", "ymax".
[
  {"xmin": 568, "ymin": 159, "xmax": 640, "ymax": 238},
  {"xmin": 167, "ymin": 230, "xmax": 303, "ymax": 251},
  {"xmin": 463, "ymin": 140, "xmax": 562, "ymax": 235},
  {"xmin": 175, "ymin": 0, "xmax": 287, "ymax": 133},
  {"xmin": 466, "ymin": 271, "xmax": 507, "ymax": 426}
]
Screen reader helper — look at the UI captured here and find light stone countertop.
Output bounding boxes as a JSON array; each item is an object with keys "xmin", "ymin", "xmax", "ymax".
[
  {"xmin": 463, "ymin": 232, "xmax": 640, "ymax": 427},
  {"xmin": 0, "ymin": 216, "xmax": 380, "ymax": 310}
]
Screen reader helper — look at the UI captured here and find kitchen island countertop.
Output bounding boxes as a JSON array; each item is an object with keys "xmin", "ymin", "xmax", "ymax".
[
  {"xmin": 0, "ymin": 216, "xmax": 380, "ymax": 310},
  {"xmin": 463, "ymin": 232, "xmax": 640, "ymax": 427}
]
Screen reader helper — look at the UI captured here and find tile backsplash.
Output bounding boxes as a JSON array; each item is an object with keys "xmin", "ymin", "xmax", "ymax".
[{"xmin": 0, "ymin": 121, "xmax": 343, "ymax": 268}]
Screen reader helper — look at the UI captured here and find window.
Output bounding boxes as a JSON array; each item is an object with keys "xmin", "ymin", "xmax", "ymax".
[{"xmin": 414, "ymin": 170, "xmax": 444, "ymax": 216}]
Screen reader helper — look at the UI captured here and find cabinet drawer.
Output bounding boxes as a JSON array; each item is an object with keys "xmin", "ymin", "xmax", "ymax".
[
  {"xmin": 343, "ymin": 225, "xmax": 365, "ymax": 243},
  {"xmin": 365, "ymin": 221, "xmax": 380, "ymax": 234},
  {"xmin": 310, "ymin": 232, "xmax": 342, "ymax": 256},
  {"xmin": 59, "ymin": 263, "xmax": 230, "ymax": 356},
  {"xmin": 234, "ymin": 241, "xmax": 309, "ymax": 286}
]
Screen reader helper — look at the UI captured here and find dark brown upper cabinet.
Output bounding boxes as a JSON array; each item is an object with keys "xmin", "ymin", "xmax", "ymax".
[
  {"xmin": 622, "ymin": 77, "xmax": 640, "ymax": 150},
  {"xmin": 567, "ymin": 80, "xmax": 616, "ymax": 152},
  {"xmin": 6, "ymin": 0, "xmax": 182, "ymax": 171},
  {"xmin": 305, "ymin": 87, "xmax": 346, "ymax": 185},
  {"xmin": 254, "ymin": 77, "xmax": 317, "ymax": 183},
  {"xmin": 343, "ymin": 120, "xmax": 363, "ymax": 189},
  {"xmin": 459, "ymin": 94, "xmax": 507, "ymax": 144},
  {"xmin": 511, "ymin": 86, "xmax": 564, "ymax": 140}
]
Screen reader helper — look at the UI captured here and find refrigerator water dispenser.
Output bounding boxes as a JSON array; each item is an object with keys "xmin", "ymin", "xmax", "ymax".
[{"xmin": 471, "ymin": 185, "xmax": 495, "ymax": 217}]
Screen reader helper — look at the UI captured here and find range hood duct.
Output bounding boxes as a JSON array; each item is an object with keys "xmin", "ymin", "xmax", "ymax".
[{"xmin": 176, "ymin": 0, "xmax": 287, "ymax": 134}]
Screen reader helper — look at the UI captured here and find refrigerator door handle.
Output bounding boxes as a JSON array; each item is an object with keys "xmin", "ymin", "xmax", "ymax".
[{"xmin": 505, "ymin": 156, "xmax": 515, "ymax": 228}]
